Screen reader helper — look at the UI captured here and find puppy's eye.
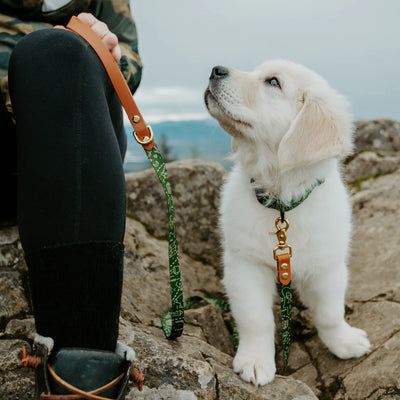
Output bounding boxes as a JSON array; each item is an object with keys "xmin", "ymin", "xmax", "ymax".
[{"xmin": 265, "ymin": 77, "xmax": 281, "ymax": 89}]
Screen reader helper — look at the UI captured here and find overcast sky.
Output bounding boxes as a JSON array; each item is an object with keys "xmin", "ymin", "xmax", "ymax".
[{"xmin": 130, "ymin": 0, "xmax": 400, "ymax": 123}]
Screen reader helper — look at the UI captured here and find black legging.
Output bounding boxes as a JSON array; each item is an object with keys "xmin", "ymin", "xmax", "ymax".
[{"xmin": 7, "ymin": 28, "xmax": 127, "ymax": 351}]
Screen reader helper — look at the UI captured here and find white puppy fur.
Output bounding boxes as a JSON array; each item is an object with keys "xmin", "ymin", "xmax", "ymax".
[{"xmin": 204, "ymin": 60, "xmax": 371, "ymax": 386}]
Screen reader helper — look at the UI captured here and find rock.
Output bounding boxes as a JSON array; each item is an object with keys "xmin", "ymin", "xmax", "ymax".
[
  {"xmin": 286, "ymin": 342, "xmax": 312, "ymax": 372},
  {"xmin": 5, "ymin": 318, "xmax": 35, "ymax": 340},
  {"xmin": 123, "ymin": 324, "xmax": 217, "ymax": 399},
  {"xmin": 0, "ymin": 225, "xmax": 19, "ymax": 245},
  {"xmin": 339, "ymin": 332, "xmax": 400, "ymax": 400},
  {"xmin": 0, "ymin": 270, "xmax": 30, "ymax": 328},
  {"xmin": 125, "ymin": 159, "xmax": 227, "ymax": 270},
  {"xmin": 344, "ymin": 119, "xmax": 400, "ymax": 186},
  {"xmin": 0, "ymin": 339, "xmax": 34, "ymax": 400},
  {"xmin": 0, "ymin": 225, "xmax": 23, "ymax": 268},
  {"xmin": 129, "ymin": 385, "xmax": 198, "ymax": 400},
  {"xmin": 185, "ymin": 305, "xmax": 234, "ymax": 356},
  {"xmin": 289, "ymin": 364, "xmax": 320, "ymax": 398},
  {"xmin": 345, "ymin": 151, "xmax": 400, "ymax": 184},
  {"xmin": 349, "ymin": 168, "xmax": 400, "ymax": 302},
  {"xmin": 366, "ymin": 390, "xmax": 400, "ymax": 400},
  {"xmin": 352, "ymin": 119, "xmax": 400, "ymax": 155}
]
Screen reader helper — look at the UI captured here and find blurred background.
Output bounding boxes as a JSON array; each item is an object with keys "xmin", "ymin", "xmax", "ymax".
[{"xmin": 124, "ymin": 0, "xmax": 400, "ymax": 172}]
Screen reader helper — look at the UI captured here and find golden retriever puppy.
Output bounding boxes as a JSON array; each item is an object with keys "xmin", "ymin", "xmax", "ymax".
[{"xmin": 204, "ymin": 60, "xmax": 371, "ymax": 386}]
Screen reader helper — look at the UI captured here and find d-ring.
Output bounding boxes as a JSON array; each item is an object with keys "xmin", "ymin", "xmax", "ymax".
[{"xmin": 133, "ymin": 125, "xmax": 154, "ymax": 146}]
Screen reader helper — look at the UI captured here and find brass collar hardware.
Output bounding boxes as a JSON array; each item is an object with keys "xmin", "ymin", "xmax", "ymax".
[{"xmin": 270, "ymin": 217, "xmax": 292, "ymax": 260}]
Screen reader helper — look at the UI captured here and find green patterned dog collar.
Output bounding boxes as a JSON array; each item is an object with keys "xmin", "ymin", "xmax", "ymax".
[{"xmin": 254, "ymin": 179, "xmax": 325, "ymax": 212}]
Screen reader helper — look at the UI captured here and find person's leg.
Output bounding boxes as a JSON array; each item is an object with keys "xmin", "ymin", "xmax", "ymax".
[{"xmin": 9, "ymin": 28, "xmax": 127, "ymax": 352}]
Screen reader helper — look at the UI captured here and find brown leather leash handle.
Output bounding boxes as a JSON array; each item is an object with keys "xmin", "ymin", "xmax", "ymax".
[{"xmin": 66, "ymin": 16, "xmax": 154, "ymax": 150}]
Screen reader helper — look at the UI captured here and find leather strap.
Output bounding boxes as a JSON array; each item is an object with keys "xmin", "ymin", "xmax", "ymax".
[
  {"xmin": 276, "ymin": 253, "xmax": 292, "ymax": 373},
  {"xmin": 277, "ymin": 253, "xmax": 291, "ymax": 285},
  {"xmin": 66, "ymin": 16, "xmax": 153, "ymax": 150}
]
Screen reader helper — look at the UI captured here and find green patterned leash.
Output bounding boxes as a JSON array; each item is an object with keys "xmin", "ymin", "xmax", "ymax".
[
  {"xmin": 145, "ymin": 145, "xmax": 241, "ymax": 343},
  {"xmin": 270, "ymin": 216, "xmax": 293, "ymax": 374},
  {"xmin": 145, "ymin": 143, "xmax": 184, "ymax": 339},
  {"xmin": 65, "ymin": 16, "xmax": 185, "ymax": 340}
]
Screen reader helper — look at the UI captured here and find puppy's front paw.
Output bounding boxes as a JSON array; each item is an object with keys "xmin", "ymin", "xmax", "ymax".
[
  {"xmin": 233, "ymin": 345, "xmax": 276, "ymax": 386},
  {"xmin": 319, "ymin": 322, "xmax": 371, "ymax": 359}
]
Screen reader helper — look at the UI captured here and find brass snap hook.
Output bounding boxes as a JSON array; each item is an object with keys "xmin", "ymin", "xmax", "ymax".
[
  {"xmin": 275, "ymin": 217, "xmax": 289, "ymax": 232},
  {"xmin": 271, "ymin": 217, "xmax": 292, "ymax": 260}
]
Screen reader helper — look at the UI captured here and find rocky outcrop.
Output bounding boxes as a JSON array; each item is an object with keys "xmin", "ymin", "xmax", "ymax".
[
  {"xmin": 352, "ymin": 119, "xmax": 400, "ymax": 154},
  {"xmin": 1, "ymin": 119, "xmax": 399, "ymax": 399},
  {"xmin": 344, "ymin": 119, "xmax": 400, "ymax": 184},
  {"xmin": 125, "ymin": 159, "xmax": 227, "ymax": 271}
]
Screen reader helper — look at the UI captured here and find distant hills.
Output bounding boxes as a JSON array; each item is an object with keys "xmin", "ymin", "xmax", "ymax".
[{"xmin": 123, "ymin": 118, "xmax": 233, "ymax": 172}]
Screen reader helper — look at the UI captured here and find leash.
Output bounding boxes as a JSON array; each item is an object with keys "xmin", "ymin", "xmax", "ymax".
[
  {"xmin": 64, "ymin": 16, "xmax": 300, "ymax": 375},
  {"xmin": 65, "ymin": 16, "xmax": 184, "ymax": 340}
]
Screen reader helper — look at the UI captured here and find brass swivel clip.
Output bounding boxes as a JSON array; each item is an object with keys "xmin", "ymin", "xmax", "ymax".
[{"xmin": 270, "ymin": 217, "xmax": 292, "ymax": 260}]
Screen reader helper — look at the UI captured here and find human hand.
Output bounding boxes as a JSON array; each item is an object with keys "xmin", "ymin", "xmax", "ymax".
[
  {"xmin": 77, "ymin": 13, "xmax": 121, "ymax": 62},
  {"xmin": 55, "ymin": 13, "xmax": 121, "ymax": 62}
]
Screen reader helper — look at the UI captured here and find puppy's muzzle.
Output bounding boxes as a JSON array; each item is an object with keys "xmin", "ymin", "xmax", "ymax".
[{"xmin": 209, "ymin": 65, "xmax": 229, "ymax": 80}]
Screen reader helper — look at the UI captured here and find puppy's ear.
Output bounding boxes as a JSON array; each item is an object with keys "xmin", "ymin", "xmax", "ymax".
[{"xmin": 277, "ymin": 92, "xmax": 353, "ymax": 172}]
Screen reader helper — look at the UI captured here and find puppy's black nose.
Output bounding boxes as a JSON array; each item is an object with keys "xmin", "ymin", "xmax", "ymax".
[{"xmin": 210, "ymin": 65, "xmax": 229, "ymax": 80}]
